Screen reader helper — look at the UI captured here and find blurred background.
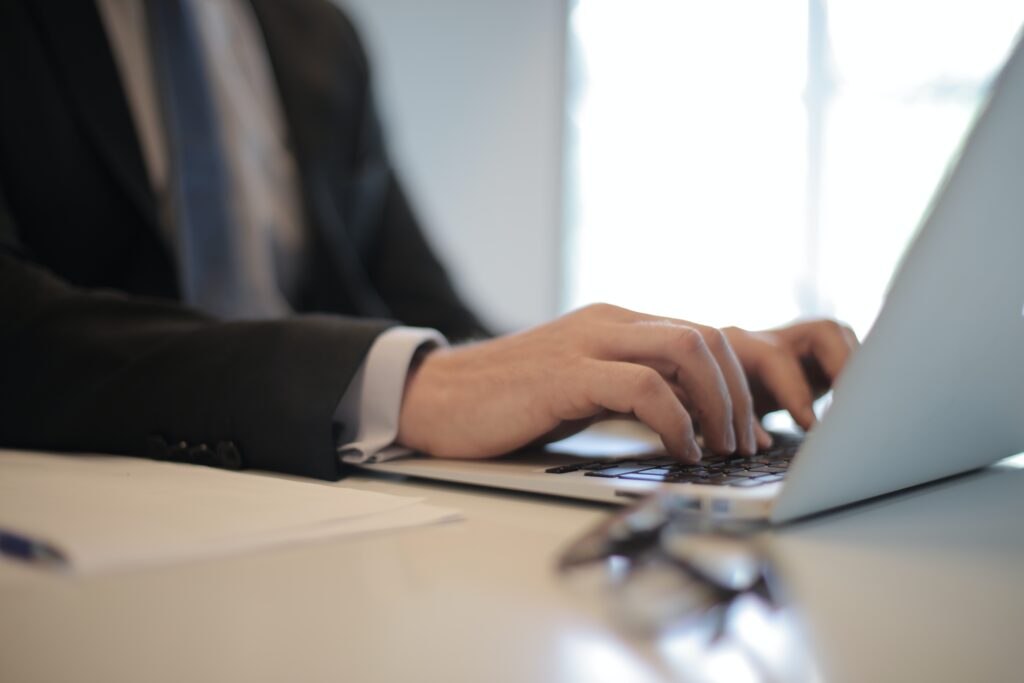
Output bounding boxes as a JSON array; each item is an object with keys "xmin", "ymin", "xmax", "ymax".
[{"xmin": 340, "ymin": 0, "xmax": 1024, "ymax": 337}]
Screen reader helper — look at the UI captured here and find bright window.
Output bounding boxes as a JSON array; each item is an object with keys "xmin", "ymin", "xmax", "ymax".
[{"xmin": 564, "ymin": 0, "xmax": 1024, "ymax": 336}]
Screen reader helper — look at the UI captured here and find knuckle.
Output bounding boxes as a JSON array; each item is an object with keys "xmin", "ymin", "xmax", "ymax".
[
  {"xmin": 703, "ymin": 327, "xmax": 728, "ymax": 354},
  {"xmin": 580, "ymin": 302, "xmax": 626, "ymax": 318},
  {"xmin": 818, "ymin": 319, "xmax": 844, "ymax": 336},
  {"xmin": 672, "ymin": 326, "xmax": 706, "ymax": 353},
  {"xmin": 720, "ymin": 326, "xmax": 743, "ymax": 348},
  {"xmin": 631, "ymin": 367, "xmax": 665, "ymax": 398}
]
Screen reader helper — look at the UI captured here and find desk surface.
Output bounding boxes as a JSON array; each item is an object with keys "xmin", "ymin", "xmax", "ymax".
[{"xmin": 2, "ymin": 459, "xmax": 1023, "ymax": 683}]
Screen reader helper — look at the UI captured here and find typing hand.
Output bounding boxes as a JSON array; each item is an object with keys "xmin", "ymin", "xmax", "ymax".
[
  {"xmin": 397, "ymin": 304, "xmax": 853, "ymax": 464},
  {"xmin": 723, "ymin": 320, "xmax": 859, "ymax": 430}
]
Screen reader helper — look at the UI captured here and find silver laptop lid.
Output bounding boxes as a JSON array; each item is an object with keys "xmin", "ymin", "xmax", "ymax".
[{"xmin": 772, "ymin": 32, "xmax": 1024, "ymax": 523}]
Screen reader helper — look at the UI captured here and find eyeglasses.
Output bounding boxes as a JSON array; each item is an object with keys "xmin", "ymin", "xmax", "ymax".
[{"xmin": 559, "ymin": 492, "xmax": 779, "ymax": 639}]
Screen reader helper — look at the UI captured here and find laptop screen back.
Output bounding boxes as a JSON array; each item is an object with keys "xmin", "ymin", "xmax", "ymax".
[{"xmin": 772, "ymin": 32, "xmax": 1024, "ymax": 523}]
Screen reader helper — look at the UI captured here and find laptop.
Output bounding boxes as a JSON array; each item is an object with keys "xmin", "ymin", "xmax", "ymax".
[{"xmin": 356, "ymin": 33, "xmax": 1024, "ymax": 523}]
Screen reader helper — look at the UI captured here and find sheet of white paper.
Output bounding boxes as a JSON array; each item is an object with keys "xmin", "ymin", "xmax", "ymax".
[{"xmin": 0, "ymin": 450, "xmax": 460, "ymax": 574}]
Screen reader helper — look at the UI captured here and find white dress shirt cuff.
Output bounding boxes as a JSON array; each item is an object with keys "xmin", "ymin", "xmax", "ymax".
[{"xmin": 335, "ymin": 326, "xmax": 447, "ymax": 464}]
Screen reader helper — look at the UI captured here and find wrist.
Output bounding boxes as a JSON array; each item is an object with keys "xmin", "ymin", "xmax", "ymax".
[{"xmin": 397, "ymin": 345, "xmax": 446, "ymax": 453}]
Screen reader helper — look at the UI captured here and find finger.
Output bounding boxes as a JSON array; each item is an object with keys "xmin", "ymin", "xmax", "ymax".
[
  {"xmin": 841, "ymin": 324, "xmax": 860, "ymax": 349},
  {"xmin": 594, "ymin": 322, "xmax": 736, "ymax": 454},
  {"xmin": 692, "ymin": 326, "xmax": 757, "ymax": 456},
  {"xmin": 755, "ymin": 421, "xmax": 773, "ymax": 450},
  {"xmin": 808, "ymin": 323, "xmax": 856, "ymax": 382},
  {"xmin": 752, "ymin": 349, "xmax": 817, "ymax": 430},
  {"xmin": 583, "ymin": 360, "xmax": 701, "ymax": 462},
  {"xmin": 785, "ymin": 320, "xmax": 857, "ymax": 383},
  {"xmin": 670, "ymin": 373, "xmax": 766, "ymax": 450}
]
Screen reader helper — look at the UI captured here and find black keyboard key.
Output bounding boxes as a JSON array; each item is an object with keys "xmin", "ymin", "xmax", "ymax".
[
  {"xmin": 665, "ymin": 465, "xmax": 700, "ymax": 475},
  {"xmin": 544, "ymin": 464, "xmax": 582, "ymax": 474},
  {"xmin": 639, "ymin": 458, "xmax": 677, "ymax": 467},
  {"xmin": 761, "ymin": 445, "xmax": 799, "ymax": 458},
  {"xmin": 702, "ymin": 476, "xmax": 746, "ymax": 486},
  {"xmin": 730, "ymin": 478, "xmax": 768, "ymax": 487},
  {"xmin": 620, "ymin": 473, "xmax": 672, "ymax": 482},
  {"xmin": 584, "ymin": 466, "xmax": 651, "ymax": 478}
]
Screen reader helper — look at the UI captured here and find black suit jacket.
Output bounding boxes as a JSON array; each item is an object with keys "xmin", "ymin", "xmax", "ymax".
[{"xmin": 0, "ymin": 0, "xmax": 487, "ymax": 479}]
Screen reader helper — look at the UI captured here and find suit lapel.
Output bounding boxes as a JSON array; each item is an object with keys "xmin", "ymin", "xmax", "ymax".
[
  {"xmin": 29, "ymin": 1, "xmax": 161, "ymax": 235},
  {"xmin": 250, "ymin": 0, "xmax": 393, "ymax": 318}
]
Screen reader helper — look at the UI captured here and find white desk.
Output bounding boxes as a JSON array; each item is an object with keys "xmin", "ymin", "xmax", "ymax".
[{"xmin": 2, "ymin": 460, "xmax": 1023, "ymax": 683}]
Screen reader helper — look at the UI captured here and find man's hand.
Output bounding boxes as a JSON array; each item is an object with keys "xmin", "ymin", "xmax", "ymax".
[
  {"xmin": 723, "ymin": 320, "xmax": 859, "ymax": 430},
  {"xmin": 396, "ymin": 304, "xmax": 857, "ymax": 463}
]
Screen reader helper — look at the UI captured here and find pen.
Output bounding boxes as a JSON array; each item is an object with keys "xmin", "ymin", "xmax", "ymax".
[{"xmin": 0, "ymin": 529, "xmax": 69, "ymax": 569}]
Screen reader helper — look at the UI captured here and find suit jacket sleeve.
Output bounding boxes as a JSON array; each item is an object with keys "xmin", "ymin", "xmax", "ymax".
[{"xmin": 0, "ymin": 187, "xmax": 392, "ymax": 480}]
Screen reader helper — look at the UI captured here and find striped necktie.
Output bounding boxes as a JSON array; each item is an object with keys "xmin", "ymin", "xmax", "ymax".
[{"xmin": 146, "ymin": 0, "xmax": 287, "ymax": 319}]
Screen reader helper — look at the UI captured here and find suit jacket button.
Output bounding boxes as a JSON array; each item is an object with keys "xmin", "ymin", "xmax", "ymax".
[
  {"xmin": 216, "ymin": 441, "xmax": 243, "ymax": 469},
  {"xmin": 147, "ymin": 435, "xmax": 170, "ymax": 460},
  {"xmin": 168, "ymin": 440, "xmax": 190, "ymax": 462},
  {"xmin": 188, "ymin": 443, "xmax": 214, "ymax": 466}
]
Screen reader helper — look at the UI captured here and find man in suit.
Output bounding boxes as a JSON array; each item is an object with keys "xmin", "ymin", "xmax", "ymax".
[{"xmin": 0, "ymin": 0, "xmax": 857, "ymax": 480}]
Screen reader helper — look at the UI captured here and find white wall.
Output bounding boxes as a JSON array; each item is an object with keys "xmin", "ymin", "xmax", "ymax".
[{"xmin": 337, "ymin": 0, "xmax": 568, "ymax": 332}]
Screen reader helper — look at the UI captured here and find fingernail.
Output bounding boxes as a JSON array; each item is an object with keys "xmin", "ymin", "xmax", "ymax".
[{"xmin": 688, "ymin": 440, "xmax": 702, "ymax": 463}]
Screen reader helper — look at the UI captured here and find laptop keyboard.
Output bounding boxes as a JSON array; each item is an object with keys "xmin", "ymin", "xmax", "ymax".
[{"xmin": 544, "ymin": 433, "xmax": 802, "ymax": 488}]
